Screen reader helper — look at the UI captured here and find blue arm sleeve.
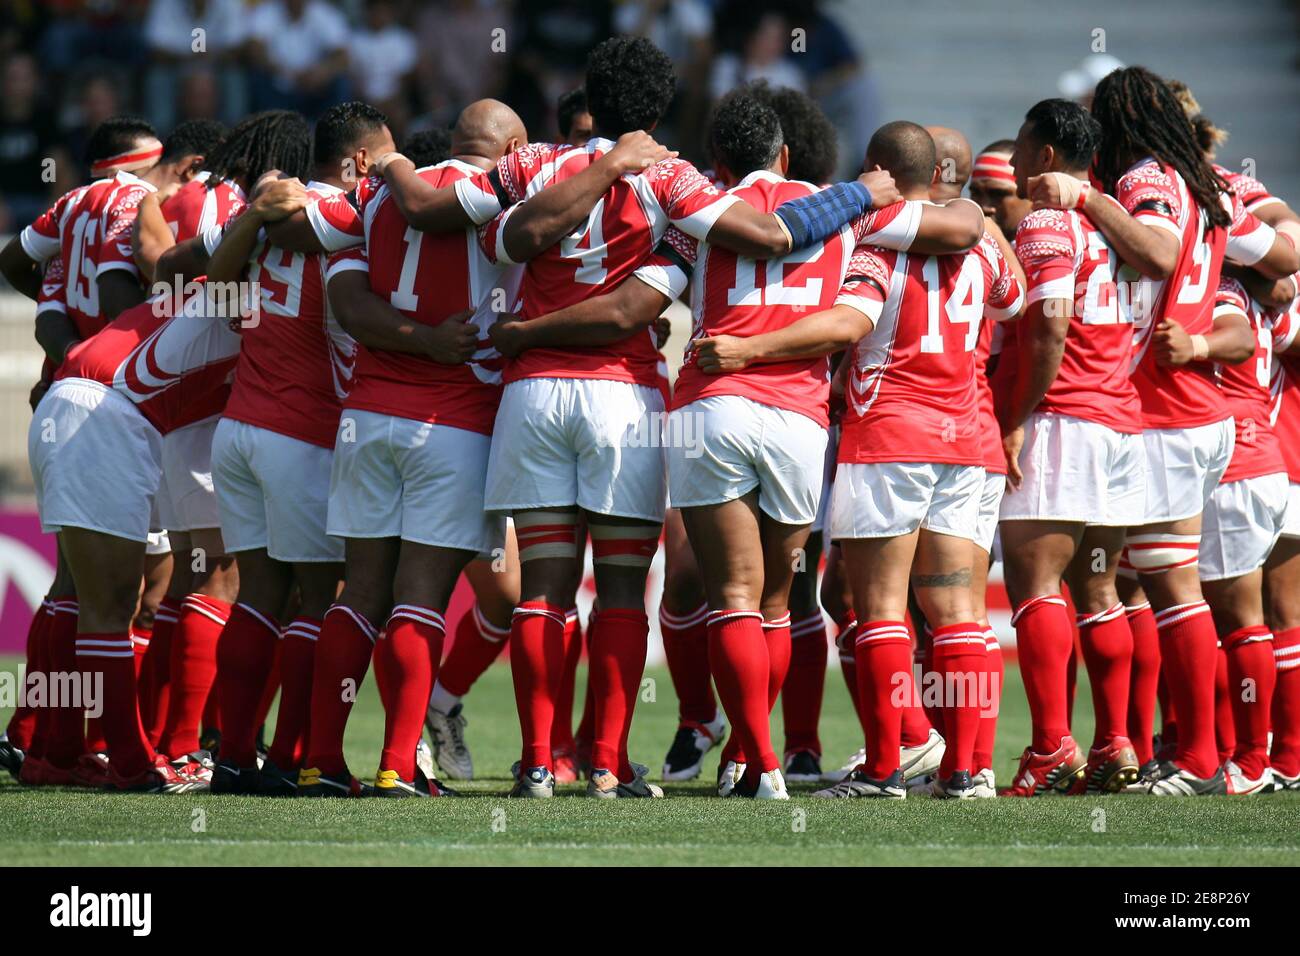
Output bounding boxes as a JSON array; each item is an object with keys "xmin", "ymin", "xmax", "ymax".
[{"xmin": 774, "ymin": 181, "xmax": 872, "ymax": 251}]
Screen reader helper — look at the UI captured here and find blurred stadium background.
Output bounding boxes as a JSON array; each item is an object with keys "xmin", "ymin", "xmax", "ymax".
[{"xmin": 0, "ymin": 0, "xmax": 1296, "ymax": 654}]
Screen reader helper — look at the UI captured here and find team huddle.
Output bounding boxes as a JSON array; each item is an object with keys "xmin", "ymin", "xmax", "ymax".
[{"xmin": 1, "ymin": 35, "xmax": 1298, "ymax": 802}]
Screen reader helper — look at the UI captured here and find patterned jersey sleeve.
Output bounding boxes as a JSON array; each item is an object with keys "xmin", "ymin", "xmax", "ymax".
[
  {"xmin": 304, "ymin": 180, "xmax": 372, "ymax": 252},
  {"xmin": 847, "ymin": 198, "xmax": 926, "ymax": 251},
  {"xmin": 981, "ymin": 231, "xmax": 1025, "ymax": 321},
  {"xmin": 1212, "ymin": 275, "xmax": 1249, "ymax": 320},
  {"xmin": 834, "ymin": 245, "xmax": 894, "ymax": 322},
  {"xmin": 633, "ymin": 226, "xmax": 698, "ymax": 301},
  {"xmin": 20, "ymin": 188, "xmax": 82, "ymax": 262},
  {"xmin": 454, "ymin": 142, "xmax": 559, "ymax": 226},
  {"xmin": 96, "ymin": 183, "xmax": 150, "ymax": 277},
  {"xmin": 37, "ymin": 256, "xmax": 67, "ymax": 314},
  {"xmin": 645, "ymin": 159, "xmax": 740, "ymax": 241},
  {"xmin": 324, "ymin": 245, "xmax": 369, "ymax": 284},
  {"xmin": 1015, "ymin": 208, "xmax": 1077, "ymax": 306},
  {"xmin": 1227, "ymin": 169, "xmax": 1280, "ymax": 214},
  {"xmin": 1225, "ymin": 189, "xmax": 1277, "ymax": 267},
  {"xmin": 1115, "ymin": 162, "xmax": 1183, "ymax": 238}
]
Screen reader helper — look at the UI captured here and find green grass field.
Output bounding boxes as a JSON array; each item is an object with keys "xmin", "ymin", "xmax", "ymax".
[{"xmin": 2, "ymin": 654, "xmax": 1297, "ymax": 866}]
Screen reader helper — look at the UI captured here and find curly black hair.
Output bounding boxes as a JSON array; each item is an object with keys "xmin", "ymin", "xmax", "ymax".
[
  {"xmin": 161, "ymin": 118, "xmax": 228, "ymax": 164},
  {"xmin": 314, "ymin": 100, "xmax": 390, "ymax": 167},
  {"xmin": 1090, "ymin": 66, "xmax": 1229, "ymax": 227},
  {"xmin": 85, "ymin": 115, "xmax": 158, "ymax": 168},
  {"xmin": 709, "ymin": 88, "xmax": 783, "ymax": 179},
  {"xmin": 203, "ymin": 110, "xmax": 312, "ymax": 189},
  {"xmin": 557, "ymin": 88, "xmax": 589, "ymax": 141},
  {"xmin": 584, "ymin": 36, "xmax": 675, "ymax": 137},
  {"xmin": 747, "ymin": 80, "xmax": 837, "ymax": 184},
  {"xmin": 1023, "ymin": 98, "xmax": 1100, "ymax": 171},
  {"xmin": 402, "ymin": 127, "xmax": 452, "ymax": 168}
]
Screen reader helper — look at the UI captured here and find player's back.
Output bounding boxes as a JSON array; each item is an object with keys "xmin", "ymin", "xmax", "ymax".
[
  {"xmin": 347, "ymin": 160, "xmax": 517, "ymax": 434},
  {"xmin": 483, "ymin": 139, "xmax": 733, "ymax": 391},
  {"xmin": 58, "ymin": 285, "xmax": 240, "ymax": 435},
  {"xmin": 674, "ymin": 172, "xmax": 852, "ymax": 426},
  {"xmin": 840, "ymin": 235, "xmax": 1017, "ymax": 465},
  {"xmin": 223, "ymin": 182, "xmax": 355, "ymax": 448},
  {"xmin": 1216, "ymin": 276, "xmax": 1287, "ymax": 483}
]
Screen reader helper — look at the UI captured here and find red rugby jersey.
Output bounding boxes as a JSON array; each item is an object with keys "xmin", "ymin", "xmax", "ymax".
[
  {"xmin": 1117, "ymin": 158, "xmax": 1274, "ymax": 429},
  {"xmin": 56, "ymin": 286, "xmax": 240, "ymax": 436},
  {"xmin": 670, "ymin": 171, "xmax": 923, "ymax": 427},
  {"xmin": 834, "ymin": 233, "xmax": 1023, "ymax": 466},
  {"xmin": 220, "ymin": 182, "xmax": 356, "ymax": 448},
  {"xmin": 472, "ymin": 139, "xmax": 739, "ymax": 390},
  {"xmin": 1013, "ymin": 205, "xmax": 1141, "ymax": 433},
  {"xmin": 20, "ymin": 171, "xmax": 156, "ymax": 338}
]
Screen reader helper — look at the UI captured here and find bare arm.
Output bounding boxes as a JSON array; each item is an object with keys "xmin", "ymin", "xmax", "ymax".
[
  {"xmin": 1002, "ymin": 299, "xmax": 1069, "ymax": 432},
  {"xmin": 693, "ymin": 302, "xmax": 876, "ymax": 372},
  {"xmin": 0, "ymin": 236, "xmax": 40, "ymax": 300},
  {"xmin": 34, "ymin": 307, "xmax": 82, "ymax": 367},
  {"xmin": 371, "ymin": 155, "xmax": 471, "ymax": 233},
  {"xmin": 132, "ymin": 191, "xmax": 176, "ymax": 282},
  {"xmin": 97, "ymin": 270, "xmax": 145, "ymax": 321},
  {"xmin": 1028, "ymin": 174, "xmax": 1179, "ymax": 279},
  {"xmin": 498, "ymin": 131, "xmax": 673, "ymax": 262},
  {"xmin": 487, "ymin": 276, "xmax": 670, "ymax": 357},
  {"xmin": 206, "ymin": 178, "xmax": 310, "ymax": 284},
  {"xmin": 1233, "ymin": 265, "xmax": 1297, "ymax": 311},
  {"xmin": 1153, "ymin": 313, "xmax": 1254, "ymax": 367},
  {"xmin": 327, "ymin": 269, "xmax": 477, "ymax": 364},
  {"xmin": 1244, "ymin": 231, "xmax": 1300, "ymax": 280},
  {"xmin": 154, "ymin": 235, "xmax": 211, "ymax": 285},
  {"xmin": 906, "ymin": 199, "xmax": 987, "ymax": 256},
  {"xmin": 261, "ymin": 210, "xmax": 328, "ymax": 254}
]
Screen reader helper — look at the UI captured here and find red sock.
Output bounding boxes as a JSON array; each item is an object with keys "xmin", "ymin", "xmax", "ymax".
[
  {"xmin": 140, "ymin": 595, "xmax": 180, "ymax": 749},
  {"xmin": 131, "ymin": 626, "xmax": 151, "ymax": 677},
  {"xmin": 1222, "ymin": 626, "xmax": 1275, "ymax": 779},
  {"xmin": 972, "ymin": 628, "xmax": 1002, "ymax": 772},
  {"xmin": 1154, "ymin": 601, "xmax": 1219, "ymax": 779},
  {"xmin": 213, "ymin": 603, "xmax": 280, "ymax": 767},
  {"xmin": 8, "ymin": 601, "xmax": 54, "ymax": 753},
  {"xmin": 1125, "ymin": 601, "xmax": 1160, "ymax": 764},
  {"xmin": 510, "ymin": 601, "xmax": 567, "ymax": 771},
  {"xmin": 1213, "ymin": 643, "xmax": 1235, "ymax": 765},
  {"xmin": 932, "ymin": 622, "xmax": 988, "ymax": 777},
  {"xmin": 268, "ymin": 617, "xmax": 319, "ymax": 768},
  {"xmin": 661, "ymin": 602, "xmax": 717, "ymax": 724},
  {"xmin": 45, "ymin": 601, "xmax": 86, "ymax": 768},
  {"xmin": 575, "ymin": 613, "xmax": 596, "ymax": 768},
  {"xmin": 306, "ymin": 605, "xmax": 377, "ymax": 775},
  {"xmin": 763, "ymin": 613, "xmax": 792, "ymax": 708},
  {"xmin": 76, "ymin": 631, "xmax": 152, "ymax": 777},
  {"xmin": 438, "ymin": 603, "xmax": 510, "ymax": 698},
  {"xmin": 781, "ymin": 612, "xmax": 827, "ymax": 756},
  {"xmin": 900, "ymin": 625, "xmax": 934, "ymax": 747},
  {"xmin": 1271, "ymin": 626, "xmax": 1300, "ymax": 777},
  {"xmin": 552, "ymin": 607, "xmax": 582, "ymax": 755},
  {"xmin": 255, "ymin": 640, "xmax": 282, "ymax": 732},
  {"xmin": 589, "ymin": 607, "xmax": 648, "ymax": 781},
  {"xmin": 854, "ymin": 621, "xmax": 911, "ymax": 779},
  {"xmin": 157, "ymin": 594, "xmax": 230, "ymax": 758},
  {"xmin": 920, "ymin": 632, "xmax": 945, "ymax": 737},
  {"xmin": 708, "ymin": 610, "xmax": 776, "ymax": 773},
  {"xmin": 377, "ymin": 606, "xmax": 446, "ymax": 780},
  {"xmin": 1012, "ymin": 594, "xmax": 1073, "ymax": 753},
  {"xmin": 1076, "ymin": 603, "xmax": 1133, "ymax": 748}
]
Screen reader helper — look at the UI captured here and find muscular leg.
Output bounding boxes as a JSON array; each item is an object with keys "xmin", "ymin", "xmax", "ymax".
[{"xmin": 1264, "ymin": 538, "xmax": 1300, "ymax": 779}]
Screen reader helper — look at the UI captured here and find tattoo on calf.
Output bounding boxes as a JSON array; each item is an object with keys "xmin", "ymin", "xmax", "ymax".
[{"xmin": 912, "ymin": 568, "xmax": 972, "ymax": 588}]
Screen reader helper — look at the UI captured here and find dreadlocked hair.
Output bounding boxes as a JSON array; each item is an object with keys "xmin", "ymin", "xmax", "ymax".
[
  {"xmin": 1090, "ymin": 66, "xmax": 1229, "ymax": 227},
  {"xmin": 203, "ymin": 110, "xmax": 311, "ymax": 191}
]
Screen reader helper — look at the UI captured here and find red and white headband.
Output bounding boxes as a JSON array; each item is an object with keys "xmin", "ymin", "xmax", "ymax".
[
  {"xmin": 971, "ymin": 151, "xmax": 1015, "ymax": 185},
  {"xmin": 90, "ymin": 138, "xmax": 164, "ymax": 177}
]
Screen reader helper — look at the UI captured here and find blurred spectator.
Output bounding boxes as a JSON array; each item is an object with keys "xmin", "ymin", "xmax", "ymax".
[
  {"xmin": 350, "ymin": 0, "xmax": 417, "ymax": 137},
  {"xmin": 615, "ymin": 0, "xmax": 713, "ymax": 158},
  {"xmin": 413, "ymin": 0, "xmax": 510, "ymax": 129},
  {"xmin": 40, "ymin": 1, "xmax": 149, "ymax": 74},
  {"xmin": 62, "ymin": 72, "xmax": 126, "ymax": 182},
  {"xmin": 0, "ymin": 53, "xmax": 72, "ymax": 231},
  {"xmin": 503, "ymin": 0, "xmax": 612, "ymax": 138},
  {"xmin": 556, "ymin": 88, "xmax": 592, "ymax": 144},
  {"xmin": 710, "ymin": 11, "xmax": 806, "ymax": 100},
  {"xmin": 143, "ymin": 0, "xmax": 250, "ymax": 128},
  {"xmin": 177, "ymin": 65, "xmax": 223, "ymax": 122},
  {"xmin": 246, "ymin": 0, "xmax": 351, "ymax": 118},
  {"xmin": 0, "ymin": 1, "xmax": 50, "ymax": 59}
]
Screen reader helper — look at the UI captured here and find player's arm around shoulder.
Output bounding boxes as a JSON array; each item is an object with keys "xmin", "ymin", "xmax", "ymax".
[{"xmin": 905, "ymin": 196, "xmax": 986, "ymax": 255}]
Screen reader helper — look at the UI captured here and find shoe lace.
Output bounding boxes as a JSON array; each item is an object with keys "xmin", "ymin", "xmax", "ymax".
[{"xmin": 438, "ymin": 710, "xmax": 469, "ymax": 757}]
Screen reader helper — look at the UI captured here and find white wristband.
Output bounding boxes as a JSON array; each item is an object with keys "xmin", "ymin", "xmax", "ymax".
[{"xmin": 1190, "ymin": 334, "xmax": 1210, "ymax": 361}]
